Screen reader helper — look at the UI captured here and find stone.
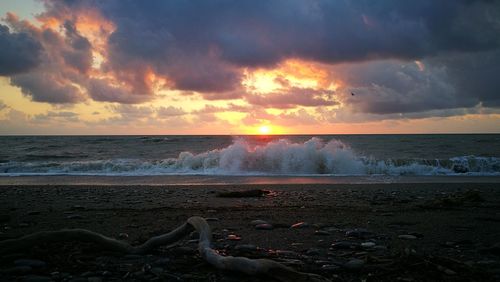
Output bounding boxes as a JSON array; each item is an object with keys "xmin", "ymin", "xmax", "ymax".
[
  {"xmin": 227, "ymin": 234, "xmax": 241, "ymax": 241},
  {"xmin": 255, "ymin": 223, "xmax": 273, "ymax": 230},
  {"xmin": 306, "ymin": 248, "xmax": 322, "ymax": 256},
  {"xmin": 291, "ymin": 222, "xmax": 309, "ymax": 229},
  {"xmin": 321, "ymin": 264, "xmax": 341, "ymax": 271},
  {"xmin": 331, "ymin": 241, "xmax": 359, "ymax": 250},
  {"xmin": 344, "ymin": 258, "xmax": 365, "ymax": 270},
  {"xmin": 66, "ymin": 214, "xmax": 84, "ymax": 220},
  {"xmin": 250, "ymin": 219, "xmax": 268, "ymax": 225},
  {"xmin": 361, "ymin": 242, "xmax": 376, "ymax": 248},
  {"xmin": 346, "ymin": 228, "xmax": 374, "ymax": 239},
  {"xmin": 118, "ymin": 233, "xmax": 129, "ymax": 239},
  {"xmin": 398, "ymin": 235, "xmax": 418, "ymax": 240},
  {"xmin": 81, "ymin": 271, "xmax": 95, "ymax": 277}
]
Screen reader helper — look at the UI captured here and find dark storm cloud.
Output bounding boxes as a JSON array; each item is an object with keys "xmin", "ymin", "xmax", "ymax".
[
  {"xmin": 61, "ymin": 20, "xmax": 92, "ymax": 74},
  {"xmin": 0, "ymin": 24, "xmax": 43, "ymax": 76},
  {"xmin": 1, "ymin": 0, "xmax": 499, "ymax": 115},
  {"xmin": 11, "ymin": 72, "xmax": 85, "ymax": 103},
  {"xmin": 42, "ymin": 0, "xmax": 500, "ymax": 97},
  {"xmin": 430, "ymin": 50, "xmax": 500, "ymax": 108}
]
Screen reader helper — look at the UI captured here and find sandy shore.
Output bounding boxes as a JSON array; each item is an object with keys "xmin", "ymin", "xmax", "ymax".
[{"xmin": 1, "ymin": 182, "xmax": 500, "ymax": 281}]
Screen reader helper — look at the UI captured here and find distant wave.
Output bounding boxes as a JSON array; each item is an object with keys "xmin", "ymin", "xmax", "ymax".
[{"xmin": 0, "ymin": 138, "xmax": 499, "ymax": 176}]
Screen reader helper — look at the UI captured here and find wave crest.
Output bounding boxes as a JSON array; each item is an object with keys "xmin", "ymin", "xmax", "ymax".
[{"xmin": 1, "ymin": 138, "xmax": 498, "ymax": 176}]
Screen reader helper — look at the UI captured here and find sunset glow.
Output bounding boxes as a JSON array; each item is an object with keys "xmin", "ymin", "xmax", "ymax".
[{"xmin": 258, "ymin": 125, "xmax": 271, "ymax": 135}]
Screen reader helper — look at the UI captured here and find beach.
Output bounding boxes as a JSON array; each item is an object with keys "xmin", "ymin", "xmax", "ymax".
[{"xmin": 1, "ymin": 178, "xmax": 500, "ymax": 281}]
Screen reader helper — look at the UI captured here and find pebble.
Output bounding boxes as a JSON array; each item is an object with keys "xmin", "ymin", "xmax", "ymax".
[
  {"xmin": 88, "ymin": 277, "xmax": 103, "ymax": 282},
  {"xmin": 291, "ymin": 222, "xmax": 309, "ymax": 229},
  {"xmin": 306, "ymin": 248, "xmax": 322, "ymax": 256},
  {"xmin": 206, "ymin": 217, "xmax": 219, "ymax": 222},
  {"xmin": 255, "ymin": 223, "xmax": 273, "ymax": 230},
  {"xmin": 251, "ymin": 219, "xmax": 268, "ymax": 225},
  {"xmin": 118, "ymin": 233, "xmax": 129, "ymax": 239},
  {"xmin": 398, "ymin": 234, "xmax": 418, "ymax": 240},
  {"xmin": 321, "ymin": 264, "xmax": 341, "ymax": 271},
  {"xmin": 81, "ymin": 271, "xmax": 95, "ymax": 277},
  {"xmin": 344, "ymin": 258, "xmax": 365, "ymax": 270},
  {"xmin": 331, "ymin": 241, "xmax": 359, "ymax": 250},
  {"xmin": 346, "ymin": 228, "xmax": 374, "ymax": 238},
  {"xmin": 66, "ymin": 214, "xmax": 84, "ymax": 220},
  {"xmin": 15, "ymin": 259, "xmax": 47, "ymax": 268},
  {"xmin": 27, "ymin": 211, "xmax": 40, "ymax": 215},
  {"xmin": 227, "ymin": 234, "xmax": 242, "ymax": 241},
  {"xmin": 361, "ymin": 242, "xmax": 376, "ymax": 248},
  {"xmin": 71, "ymin": 205, "xmax": 85, "ymax": 210}
]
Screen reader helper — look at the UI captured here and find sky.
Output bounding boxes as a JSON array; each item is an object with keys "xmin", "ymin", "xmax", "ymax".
[{"xmin": 0, "ymin": 0, "xmax": 499, "ymax": 135}]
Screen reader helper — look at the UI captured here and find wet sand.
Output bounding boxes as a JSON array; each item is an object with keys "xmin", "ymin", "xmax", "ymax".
[{"xmin": 1, "ymin": 182, "xmax": 500, "ymax": 281}]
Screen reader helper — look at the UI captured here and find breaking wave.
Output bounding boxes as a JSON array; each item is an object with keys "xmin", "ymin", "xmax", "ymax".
[{"xmin": 0, "ymin": 138, "xmax": 499, "ymax": 176}]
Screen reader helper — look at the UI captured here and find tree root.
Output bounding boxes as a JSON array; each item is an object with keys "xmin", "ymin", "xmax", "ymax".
[{"xmin": 0, "ymin": 216, "xmax": 329, "ymax": 282}]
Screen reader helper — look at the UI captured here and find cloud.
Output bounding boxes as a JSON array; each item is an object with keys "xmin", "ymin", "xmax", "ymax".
[
  {"xmin": 246, "ymin": 87, "xmax": 337, "ymax": 109},
  {"xmin": 157, "ymin": 106, "xmax": 186, "ymax": 117},
  {"xmin": 37, "ymin": 0, "xmax": 500, "ymax": 97},
  {"xmin": 11, "ymin": 72, "xmax": 85, "ymax": 103},
  {"xmin": 87, "ymin": 78, "xmax": 151, "ymax": 104},
  {"xmin": 32, "ymin": 111, "xmax": 79, "ymax": 122},
  {"xmin": 0, "ymin": 100, "xmax": 7, "ymax": 111},
  {"xmin": 0, "ymin": 0, "xmax": 499, "ymax": 122},
  {"xmin": 0, "ymin": 24, "xmax": 43, "ymax": 75}
]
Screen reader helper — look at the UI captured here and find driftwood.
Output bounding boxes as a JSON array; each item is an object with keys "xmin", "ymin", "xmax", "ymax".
[{"xmin": 0, "ymin": 216, "xmax": 329, "ymax": 282}]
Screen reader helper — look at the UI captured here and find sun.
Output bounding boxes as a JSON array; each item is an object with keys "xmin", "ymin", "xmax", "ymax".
[{"xmin": 258, "ymin": 125, "xmax": 271, "ymax": 135}]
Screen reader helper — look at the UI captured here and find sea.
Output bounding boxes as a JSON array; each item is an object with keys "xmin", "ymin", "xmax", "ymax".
[{"xmin": 0, "ymin": 135, "xmax": 499, "ymax": 184}]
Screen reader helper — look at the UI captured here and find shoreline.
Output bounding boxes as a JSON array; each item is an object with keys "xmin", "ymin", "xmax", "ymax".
[
  {"xmin": 1, "ymin": 175, "xmax": 500, "ymax": 186},
  {"xmin": 1, "ymin": 182, "xmax": 500, "ymax": 281}
]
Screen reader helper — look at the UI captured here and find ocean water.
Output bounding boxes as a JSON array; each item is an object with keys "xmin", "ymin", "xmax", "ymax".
[{"xmin": 0, "ymin": 135, "xmax": 499, "ymax": 177}]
